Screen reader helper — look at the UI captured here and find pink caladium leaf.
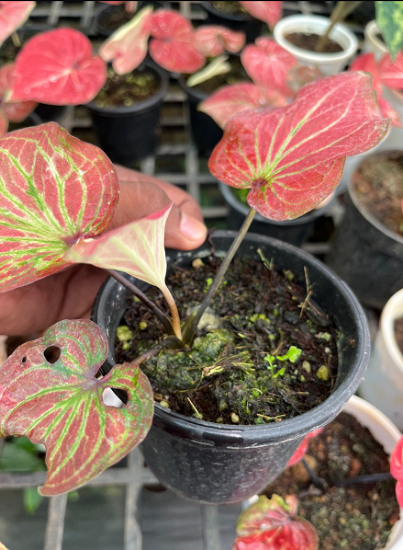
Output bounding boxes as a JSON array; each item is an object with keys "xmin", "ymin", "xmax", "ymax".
[
  {"xmin": 241, "ymin": 38, "xmax": 297, "ymax": 96},
  {"xmin": 9, "ymin": 28, "xmax": 107, "ymax": 105},
  {"xmin": 99, "ymin": 6, "xmax": 152, "ymax": 75},
  {"xmin": 0, "ymin": 122, "xmax": 119, "ymax": 293},
  {"xmin": 239, "ymin": 1, "xmax": 283, "ymax": 30},
  {"xmin": 379, "ymin": 52, "xmax": 403, "ymax": 90},
  {"xmin": 0, "ymin": 319, "xmax": 153, "ymax": 496},
  {"xmin": 150, "ymin": 9, "xmax": 192, "ymax": 40},
  {"xmin": 199, "ymin": 82, "xmax": 287, "ymax": 129},
  {"xmin": 391, "ymin": 436, "xmax": 403, "ymax": 508},
  {"xmin": 208, "ymin": 72, "xmax": 390, "ymax": 221},
  {"xmin": 233, "ymin": 495, "xmax": 318, "ymax": 550},
  {"xmin": 287, "ymin": 428, "xmax": 324, "ymax": 467},
  {"xmin": 193, "ymin": 26, "xmax": 245, "ymax": 57},
  {"xmin": 0, "ymin": 1, "xmax": 35, "ymax": 47},
  {"xmin": 0, "ymin": 63, "xmax": 37, "ymax": 123}
]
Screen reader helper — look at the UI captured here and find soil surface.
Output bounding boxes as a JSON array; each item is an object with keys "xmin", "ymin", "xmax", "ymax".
[
  {"xmin": 94, "ymin": 67, "xmax": 160, "ymax": 108},
  {"xmin": 265, "ymin": 412, "xmax": 400, "ymax": 550},
  {"xmin": 115, "ymin": 253, "xmax": 339, "ymax": 425},
  {"xmin": 189, "ymin": 56, "xmax": 252, "ymax": 94},
  {"xmin": 285, "ymin": 32, "xmax": 344, "ymax": 53},
  {"xmin": 99, "ymin": 4, "xmax": 134, "ymax": 32},
  {"xmin": 394, "ymin": 316, "xmax": 403, "ymax": 356},
  {"xmin": 210, "ymin": 1, "xmax": 248, "ymax": 15},
  {"xmin": 352, "ymin": 151, "xmax": 403, "ymax": 236}
]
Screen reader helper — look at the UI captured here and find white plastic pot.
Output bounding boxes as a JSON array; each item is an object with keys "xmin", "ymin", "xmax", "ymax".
[
  {"xmin": 360, "ymin": 289, "xmax": 403, "ymax": 431},
  {"xmin": 364, "ymin": 20, "xmax": 388, "ymax": 60},
  {"xmin": 274, "ymin": 15, "xmax": 358, "ymax": 76}
]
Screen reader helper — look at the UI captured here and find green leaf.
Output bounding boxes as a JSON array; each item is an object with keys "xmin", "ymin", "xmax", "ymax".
[
  {"xmin": 0, "ymin": 440, "xmax": 46, "ymax": 472},
  {"xmin": 277, "ymin": 346, "xmax": 302, "ymax": 364},
  {"xmin": 376, "ymin": 1, "xmax": 403, "ymax": 59},
  {"xmin": 24, "ymin": 487, "xmax": 44, "ymax": 514}
]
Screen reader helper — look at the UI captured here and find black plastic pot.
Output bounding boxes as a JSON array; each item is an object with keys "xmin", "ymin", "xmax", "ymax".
[
  {"xmin": 94, "ymin": 1, "xmax": 170, "ymax": 37},
  {"xmin": 220, "ymin": 182, "xmax": 336, "ymax": 246},
  {"xmin": 34, "ymin": 104, "xmax": 68, "ymax": 123},
  {"xmin": 86, "ymin": 62, "xmax": 168, "ymax": 166},
  {"xmin": 326, "ymin": 159, "xmax": 403, "ymax": 309},
  {"xmin": 201, "ymin": 1, "xmax": 264, "ymax": 43},
  {"xmin": 92, "ymin": 231, "xmax": 369, "ymax": 504}
]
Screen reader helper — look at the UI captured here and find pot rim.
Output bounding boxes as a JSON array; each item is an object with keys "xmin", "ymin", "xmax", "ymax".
[
  {"xmin": 201, "ymin": 0, "xmax": 255, "ymax": 22},
  {"xmin": 92, "ymin": 230, "xmax": 370, "ymax": 444},
  {"xmin": 274, "ymin": 14, "xmax": 358, "ymax": 63},
  {"xmin": 364, "ymin": 19, "xmax": 388, "ymax": 55}
]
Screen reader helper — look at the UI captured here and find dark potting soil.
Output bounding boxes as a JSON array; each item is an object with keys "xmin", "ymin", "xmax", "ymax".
[
  {"xmin": 285, "ymin": 32, "xmax": 344, "ymax": 53},
  {"xmin": 100, "ymin": 5, "xmax": 134, "ymax": 31},
  {"xmin": 115, "ymin": 254, "xmax": 339, "ymax": 425},
  {"xmin": 394, "ymin": 316, "xmax": 403, "ymax": 356},
  {"xmin": 352, "ymin": 151, "xmax": 403, "ymax": 236},
  {"xmin": 376, "ymin": 33, "xmax": 386, "ymax": 44},
  {"xmin": 93, "ymin": 68, "xmax": 160, "ymax": 108},
  {"xmin": 265, "ymin": 412, "xmax": 400, "ymax": 550},
  {"xmin": 210, "ymin": 1, "xmax": 248, "ymax": 15},
  {"xmin": 189, "ymin": 56, "xmax": 252, "ymax": 94}
]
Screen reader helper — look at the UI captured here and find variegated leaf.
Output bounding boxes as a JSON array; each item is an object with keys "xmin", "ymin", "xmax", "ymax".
[
  {"xmin": 9, "ymin": 28, "xmax": 107, "ymax": 105},
  {"xmin": 99, "ymin": 6, "xmax": 153, "ymax": 75},
  {"xmin": 208, "ymin": 72, "xmax": 389, "ymax": 220},
  {"xmin": 379, "ymin": 51, "xmax": 403, "ymax": 89},
  {"xmin": 193, "ymin": 26, "xmax": 245, "ymax": 57},
  {"xmin": 0, "ymin": 122, "xmax": 119, "ymax": 292},
  {"xmin": 0, "ymin": 319, "xmax": 153, "ymax": 496},
  {"xmin": 375, "ymin": 1, "xmax": 403, "ymax": 60},
  {"xmin": 239, "ymin": 1, "xmax": 283, "ymax": 30},
  {"xmin": 65, "ymin": 204, "xmax": 171, "ymax": 294},
  {"xmin": 0, "ymin": 1, "xmax": 35, "ymax": 47},
  {"xmin": 0, "ymin": 63, "xmax": 37, "ymax": 123},
  {"xmin": 187, "ymin": 56, "xmax": 231, "ymax": 88}
]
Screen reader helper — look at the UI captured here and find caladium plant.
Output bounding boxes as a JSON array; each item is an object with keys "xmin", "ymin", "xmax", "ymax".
[
  {"xmin": 238, "ymin": 1, "xmax": 283, "ymax": 30},
  {"xmin": 0, "ymin": 1, "xmax": 35, "ymax": 47},
  {"xmin": 391, "ymin": 435, "xmax": 403, "ymax": 509},
  {"xmin": 233, "ymin": 495, "xmax": 318, "ymax": 550}
]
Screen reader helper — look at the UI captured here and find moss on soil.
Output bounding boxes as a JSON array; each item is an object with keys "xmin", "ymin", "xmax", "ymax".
[{"xmin": 93, "ymin": 67, "xmax": 160, "ymax": 108}]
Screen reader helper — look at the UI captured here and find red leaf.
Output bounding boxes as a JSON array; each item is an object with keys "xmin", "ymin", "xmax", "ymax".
[
  {"xmin": 0, "ymin": 63, "xmax": 37, "ymax": 122},
  {"xmin": 0, "ymin": 107, "xmax": 8, "ymax": 138},
  {"xmin": 241, "ymin": 38, "xmax": 297, "ymax": 96},
  {"xmin": 287, "ymin": 428, "xmax": 324, "ymax": 466},
  {"xmin": 9, "ymin": 28, "xmax": 107, "ymax": 105},
  {"xmin": 99, "ymin": 6, "xmax": 152, "ymax": 75},
  {"xmin": 239, "ymin": 1, "xmax": 283, "ymax": 30},
  {"xmin": 0, "ymin": 319, "xmax": 153, "ymax": 495},
  {"xmin": 0, "ymin": 122, "xmax": 119, "ymax": 292},
  {"xmin": 193, "ymin": 26, "xmax": 245, "ymax": 57},
  {"xmin": 379, "ymin": 52, "xmax": 403, "ymax": 90},
  {"xmin": 150, "ymin": 10, "xmax": 192, "ymax": 40},
  {"xmin": 391, "ymin": 436, "xmax": 403, "ymax": 481},
  {"xmin": 0, "ymin": 1, "xmax": 35, "ymax": 47},
  {"xmin": 233, "ymin": 495, "xmax": 318, "ymax": 550},
  {"xmin": 199, "ymin": 82, "xmax": 287, "ymax": 129},
  {"xmin": 208, "ymin": 72, "xmax": 389, "ymax": 220}
]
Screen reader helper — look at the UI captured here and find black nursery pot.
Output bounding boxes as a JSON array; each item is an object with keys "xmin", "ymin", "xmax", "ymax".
[
  {"xmin": 201, "ymin": 1, "xmax": 264, "ymax": 43},
  {"xmin": 86, "ymin": 62, "xmax": 168, "ymax": 166},
  {"xmin": 92, "ymin": 232, "xmax": 370, "ymax": 505},
  {"xmin": 94, "ymin": 1, "xmax": 170, "ymax": 37},
  {"xmin": 220, "ymin": 182, "xmax": 336, "ymax": 246}
]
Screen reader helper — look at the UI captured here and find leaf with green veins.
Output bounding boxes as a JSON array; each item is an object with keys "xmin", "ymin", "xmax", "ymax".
[
  {"xmin": 277, "ymin": 346, "xmax": 302, "ymax": 364},
  {"xmin": 24, "ymin": 487, "xmax": 44, "ymax": 514},
  {"xmin": 0, "ymin": 319, "xmax": 153, "ymax": 496},
  {"xmin": 376, "ymin": 1, "xmax": 403, "ymax": 60},
  {"xmin": 0, "ymin": 122, "xmax": 119, "ymax": 293}
]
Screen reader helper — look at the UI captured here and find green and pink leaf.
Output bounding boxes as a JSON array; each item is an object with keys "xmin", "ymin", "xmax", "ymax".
[
  {"xmin": 193, "ymin": 26, "xmax": 245, "ymax": 57},
  {"xmin": 0, "ymin": 1, "xmax": 35, "ymax": 47},
  {"xmin": 0, "ymin": 319, "xmax": 153, "ymax": 495},
  {"xmin": 239, "ymin": 1, "xmax": 282, "ymax": 30}
]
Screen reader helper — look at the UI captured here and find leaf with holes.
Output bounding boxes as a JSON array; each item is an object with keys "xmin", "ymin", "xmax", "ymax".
[
  {"xmin": 233, "ymin": 495, "xmax": 318, "ymax": 550},
  {"xmin": 0, "ymin": 1, "xmax": 35, "ymax": 47},
  {"xmin": 0, "ymin": 63, "xmax": 37, "ymax": 123},
  {"xmin": 241, "ymin": 38, "xmax": 297, "ymax": 96},
  {"xmin": 208, "ymin": 72, "xmax": 389, "ymax": 220},
  {"xmin": 0, "ymin": 319, "xmax": 153, "ymax": 496},
  {"xmin": 379, "ymin": 52, "xmax": 403, "ymax": 89},
  {"xmin": 0, "ymin": 122, "xmax": 119, "ymax": 293},
  {"xmin": 99, "ymin": 6, "xmax": 153, "ymax": 75},
  {"xmin": 199, "ymin": 82, "xmax": 287, "ymax": 129},
  {"xmin": 239, "ymin": 1, "xmax": 283, "ymax": 30},
  {"xmin": 193, "ymin": 26, "xmax": 245, "ymax": 57},
  {"xmin": 376, "ymin": 1, "xmax": 403, "ymax": 60},
  {"xmin": 8, "ymin": 28, "xmax": 107, "ymax": 105}
]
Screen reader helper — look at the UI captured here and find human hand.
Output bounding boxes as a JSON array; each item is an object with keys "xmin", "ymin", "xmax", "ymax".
[{"xmin": 0, "ymin": 165, "xmax": 207, "ymax": 336}]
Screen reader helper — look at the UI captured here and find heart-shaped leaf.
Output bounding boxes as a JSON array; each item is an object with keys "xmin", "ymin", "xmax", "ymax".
[
  {"xmin": 0, "ymin": 1, "xmax": 35, "ymax": 47},
  {"xmin": 208, "ymin": 72, "xmax": 390, "ymax": 220},
  {"xmin": 150, "ymin": 9, "xmax": 192, "ymax": 40},
  {"xmin": 0, "ymin": 122, "xmax": 119, "ymax": 293},
  {"xmin": 0, "ymin": 319, "xmax": 153, "ymax": 496},
  {"xmin": 233, "ymin": 495, "xmax": 318, "ymax": 550},
  {"xmin": 239, "ymin": 1, "xmax": 283, "ymax": 30},
  {"xmin": 375, "ymin": 1, "xmax": 403, "ymax": 60},
  {"xmin": 0, "ymin": 63, "xmax": 37, "ymax": 123},
  {"xmin": 193, "ymin": 26, "xmax": 245, "ymax": 57},
  {"xmin": 199, "ymin": 82, "xmax": 287, "ymax": 129},
  {"xmin": 9, "ymin": 28, "xmax": 107, "ymax": 105},
  {"xmin": 379, "ymin": 52, "xmax": 403, "ymax": 90},
  {"xmin": 99, "ymin": 6, "xmax": 153, "ymax": 75},
  {"xmin": 241, "ymin": 38, "xmax": 297, "ymax": 96}
]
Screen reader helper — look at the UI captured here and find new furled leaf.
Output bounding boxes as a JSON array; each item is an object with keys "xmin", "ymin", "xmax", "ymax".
[
  {"xmin": 193, "ymin": 26, "xmax": 245, "ymax": 57},
  {"xmin": 208, "ymin": 72, "xmax": 389, "ymax": 220},
  {"xmin": 0, "ymin": 1, "xmax": 35, "ymax": 47},
  {"xmin": 239, "ymin": 1, "xmax": 283, "ymax": 30},
  {"xmin": 0, "ymin": 319, "xmax": 154, "ymax": 496},
  {"xmin": 0, "ymin": 122, "xmax": 119, "ymax": 292},
  {"xmin": 376, "ymin": 1, "xmax": 403, "ymax": 60}
]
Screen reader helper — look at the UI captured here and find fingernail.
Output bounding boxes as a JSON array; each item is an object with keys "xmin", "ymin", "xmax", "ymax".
[{"xmin": 180, "ymin": 212, "xmax": 207, "ymax": 242}]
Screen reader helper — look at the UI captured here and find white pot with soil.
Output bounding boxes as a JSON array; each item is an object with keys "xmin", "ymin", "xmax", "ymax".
[
  {"xmin": 359, "ymin": 289, "xmax": 403, "ymax": 432},
  {"xmin": 274, "ymin": 15, "xmax": 358, "ymax": 76},
  {"xmin": 364, "ymin": 20, "xmax": 388, "ymax": 60}
]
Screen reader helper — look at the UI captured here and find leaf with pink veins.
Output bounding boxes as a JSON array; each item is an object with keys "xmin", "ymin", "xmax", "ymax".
[
  {"xmin": 241, "ymin": 38, "xmax": 297, "ymax": 96},
  {"xmin": 99, "ymin": 6, "xmax": 152, "ymax": 75},
  {"xmin": 239, "ymin": 1, "xmax": 283, "ymax": 30},
  {"xmin": 193, "ymin": 26, "xmax": 245, "ymax": 57},
  {"xmin": 208, "ymin": 72, "xmax": 389, "ymax": 221},
  {"xmin": 379, "ymin": 51, "xmax": 403, "ymax": 90},
  {"xmin": 0, "ymin": 63, "xmax": 37, "ymax": 123},
  {"xmin": 0, "ymin": 1, "xmax": 36, "ymax": 47}
]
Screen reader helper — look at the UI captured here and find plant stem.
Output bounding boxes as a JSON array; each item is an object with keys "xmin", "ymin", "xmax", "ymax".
[
  {"xmin": 11, "ymin": 32, "xmax": 21, "ymax": 48},
  {"xmin": 107, "ymin": 269, "xmax": 175, "ymax": 337},
  {"xmin": 315, "ymin": 1, "xmax": 362, "ymax": 52},
  {"xmin": 182, "ymin": 208, "xmax": 256, "ymax": 344},
  {"xmin": 160, "ymin": 285, "xmax": 182, "ymax": 341}
]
